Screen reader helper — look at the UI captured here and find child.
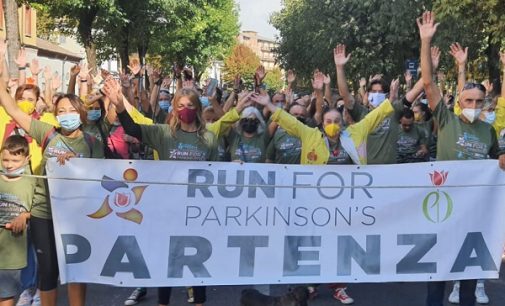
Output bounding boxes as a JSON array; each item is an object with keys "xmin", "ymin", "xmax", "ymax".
[{"xmin": 0, "ymin": 135, "xmax": 36, "ymax": 306}]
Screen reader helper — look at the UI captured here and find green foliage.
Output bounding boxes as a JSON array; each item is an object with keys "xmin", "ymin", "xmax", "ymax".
[
  {"xmin": 271, "ymin": 0, "xmax": 431, "ymax": 86},
  {"xmin": 223, "ymin": 44, "xmax": 260, "ymax": 87},
  {"xmin": 264, "ymin": 67, "xmax": 284, "ymax": 92}
]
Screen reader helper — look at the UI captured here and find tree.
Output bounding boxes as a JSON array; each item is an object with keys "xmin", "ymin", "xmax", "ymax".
[
  {"xmin": 434, "ymin": 0, "xmax": 505, "ymax": 95},
  {"xmin": 263, "ymin": 67, "xmax": 284, "ymax": 93},
  {"xmin": 271, "ymin": 0, "xmax": 431, "ymax": 87},
  {"xmin": 223, "ymin": 44, "xmax": 260, "ymax": 87},
  {"xmin": 3, "ymin": 0, "xmax": 21, "ymax": 77}
]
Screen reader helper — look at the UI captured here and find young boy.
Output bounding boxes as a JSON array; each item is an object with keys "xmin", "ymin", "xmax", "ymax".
[{"xmin": 0, "ymin": 135, "xmax": 35, "ymax": 306}]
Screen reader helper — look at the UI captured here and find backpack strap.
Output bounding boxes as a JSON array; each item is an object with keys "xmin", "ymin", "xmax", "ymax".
[
  {"xmin": 82, "ymin": 132, "xmax": 96, "ymax": 157},
  {"xmin": 40, "ymin": 128, "xmax": 58, "ymax": 153}
]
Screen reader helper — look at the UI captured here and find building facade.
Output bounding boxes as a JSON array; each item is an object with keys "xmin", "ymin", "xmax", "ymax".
[{"xmin": 237, "ymin": 31, "xmax": 278, "ymax": 70}]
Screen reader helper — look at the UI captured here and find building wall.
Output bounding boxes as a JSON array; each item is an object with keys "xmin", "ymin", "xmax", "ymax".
[{"xmin": 238, "ymin": 31, "xmax": 278, "ymax": 71}]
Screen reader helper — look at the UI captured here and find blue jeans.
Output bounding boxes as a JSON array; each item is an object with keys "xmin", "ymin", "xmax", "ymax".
[
  {"xmin": 20, "ymin": 232, "xmax": 37, "ymax": 290},
  {"xmin": 426, "ymin": 280, "xmax": 476, "ymax": 306}
]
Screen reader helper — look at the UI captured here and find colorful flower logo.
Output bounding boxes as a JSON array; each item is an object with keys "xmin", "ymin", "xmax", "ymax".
[
  {"xmin": 422, "ymin": 170, "xmax": 453, "ymax": 223},
  {"xmin": 88, "ymin": 168, "xmax": 148, "ymax": 224}
]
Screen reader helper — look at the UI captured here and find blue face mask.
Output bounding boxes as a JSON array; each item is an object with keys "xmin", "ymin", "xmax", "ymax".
[
  {"xmin": 159, "ymin": 100, "xmax": 171, "ymax": 112},
  {"xmin": 57, "ymin": 113, "xmax": 81, "ymax": 131},
  {"xmin": 200, "ymin": 96, "xmax": 210, "ymax": 108},
  {"xmin": 1, "ymin": 165, "xmax": 26, "ymax": 177},
  {"xmin": 87, "ymin": 109, "xmax": 101, "ymax": 121},
  {"xmin": 483, "ymin": 111, "xmax": 496, "ymax": 124}
]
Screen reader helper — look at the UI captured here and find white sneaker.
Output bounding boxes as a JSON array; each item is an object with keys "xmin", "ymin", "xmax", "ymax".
[
  {"xmin": 16, "ymin": 289, "xmax": 33, "ymax": 306},
  {"xmin": 31, "ymin": 290, "xmax": 41, "ymax": 306},
  {"xmin": 448, "ymin": 281, "xmax": 460, "ymax": 304},
  {"xmin": 475, "ymin": 282, "xmax": 489, "ymax": 304},
  {"xmin": 333, "ymin": 287, "xmax": 354, "ymax": 304}
]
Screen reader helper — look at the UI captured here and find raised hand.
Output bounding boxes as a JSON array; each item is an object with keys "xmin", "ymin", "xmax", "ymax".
[
  {"xmin": 333, "ymin": 44, "xmax": 351, "ymax": 67},
  {"xmin": 8, "ymin": 78, "xmax": 18, "ymax": 89},
  {"xmin": 404, "ymin": 70, "xmax": 412, "ymax": 83},
  {"xmin": 416, "ymin": 11, "xmax": 439, "ymax": 41},
  {"xmin": 255, "ymin": 65, "xmax": 267, "ymax": 84},
  {"xmin": 43, "ymin": 66, "xmax": 52, "ymax": 82},
  {"xmin": 359, "ymin": 77, "xmax": 367, "ymax": 88},
  {"xmin": 323, "ymin": 73, "xmax": 331, "ymax": 85},
  {"xmin": 128, "ymin": 60, "xmax": 141, "ymax": 75},
  {"xmin": 250, "ymin": 92, "xmax": 270, "ymax": 106},
  {"xmin": 70, "ymin": 64, "xmax": 81, "ymax": 77},
  {"xmin": 78, "ymin": 63, "xmax": 90, "ymax": 81},
  {"xmin": 312, "ymin": 71, "xmax": 324, "ymax": 90},
  {"xmin": 182, "ymin": 79, "xmax": 194, "ymax": 89},
  {"xmin": 431, "ymin": 46, "xmax": 441, "ymax": 70},
  {"xmin": 500, "ymin": 51, "xmax": 505, "ymax": 66},
  {"xmin": 119, "ymin": 71, "xmax": 131, "ymax": 88},
  {"xmin": 236, "ymin": 91, "xmax": 254, "ymax": 112},
  {"xmin": 51, "ymin": 72, "xmax": 62, "ymax": 91},
  {"xmin": 30, "ymin": 59, "xmax": 42, "ymax": 76},
  {"xmin": 161, "ymin": 77, "xmax": 172, "ymax": 89},
  {"xmin": 369, "ymin": 74, "xmax": 383, "ymax": 82},
  {"xmin": 15, "ymin": 48, "xmax": 27, "ymax": 68},
  {"xmin": 389, "ymin": 78, "xmax": 400, "ymax": 102},
  {"xmin": 287, "ymin": 69, "xmax": 296, "ymax": 84},
  {"xmin": 449, "ymin": 43, "xmax": 468, "ymax": 66},
  {"xmin": 103, "ymin": 78, "xmax": 124, "ymax": 110},
  {"xmin": 482, "ymin": 80, "xmax": 493, "ymax": 93}
]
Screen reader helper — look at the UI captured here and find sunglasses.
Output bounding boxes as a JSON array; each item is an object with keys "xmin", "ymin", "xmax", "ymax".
[{"xmin": 462, "ymin": 82, "xmax": 486, "ymax": 93}]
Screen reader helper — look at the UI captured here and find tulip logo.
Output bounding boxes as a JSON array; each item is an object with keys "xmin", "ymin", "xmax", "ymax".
[
  {"xmin": 422, "ymin": 170, "xmax": 453, "ymax": 223},
  {"xmin": 88, "ymin": 168, "xmax": 148, "ymax": 224}
]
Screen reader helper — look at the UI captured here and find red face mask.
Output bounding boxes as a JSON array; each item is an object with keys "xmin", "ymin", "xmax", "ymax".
[{"xmin": 178, "ymin": 107, "xmax": 197, "ymax": 124}]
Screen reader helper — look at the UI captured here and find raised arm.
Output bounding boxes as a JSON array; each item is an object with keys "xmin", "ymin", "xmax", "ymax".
[
  {"xmin": 312, "ymin": 70, "xmax": 324, "ymax": 125},
  {"xmin": 334, "ymin": 44, "xmax": 354, "ymax": 109},
  {"xmin": 14, "ymin": 48, "xmax": 27, "ymax": 86},
  {"xmin": 78, "ymin": 63, "xmax": 90, "ymax": 98},
  {"xmin": 449, "ymin": 42, "xmax": 468, "ymax": 96},
  {"xmin": 417, "ymin": 11, "xmax": 441, "ymax": 110},
  {"xmin": 323, "ymin": 73, "xmax": 332, "ymax": 105},
  {"xmin": 0, "ymin": 62, "xmax": 31, "ymax": 131},
  {"xmin": 29, "ymin": 58, "xmax": 42, "ymax": 86}
]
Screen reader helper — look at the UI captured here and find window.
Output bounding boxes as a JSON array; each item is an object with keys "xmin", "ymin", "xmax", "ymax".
[{"xmin": 25, "ymin": 6, "xmax": 32, "ymax": 37}]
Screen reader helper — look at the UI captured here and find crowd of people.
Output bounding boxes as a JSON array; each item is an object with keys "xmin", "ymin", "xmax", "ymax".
[{"xmin": 1, "ymin": 10, "xmax": 505, "ymax": 306}]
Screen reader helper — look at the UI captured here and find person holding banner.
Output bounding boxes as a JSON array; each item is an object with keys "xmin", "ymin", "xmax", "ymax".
[
  {"xmin": 103, "ymin": 78, "xmax": 252, "ymax": 306},
  {"xmin": 417, "ymin": 11, "xmax": 505, "ymax": 306},
  {"xmin": 0, "ymin": 135, "xmax": 36, "ymax": 306},
  {"xmin": 0, "ymin": 62, "xmax": 104, "ymax": 306}
]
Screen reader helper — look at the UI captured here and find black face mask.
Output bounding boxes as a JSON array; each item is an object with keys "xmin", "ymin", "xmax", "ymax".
[
  {"xmin": 241, "ymin": 119, "xmax": 259, "ymax": 133},
  {"xmin": 296, "ymin": 116, "xmax": 306, "ymax": 124}
]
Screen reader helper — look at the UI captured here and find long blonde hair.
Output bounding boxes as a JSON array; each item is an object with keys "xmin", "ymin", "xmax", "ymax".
[{"xmin": 168, "ymin": 88, "xmax": 206, "ymax": 140}]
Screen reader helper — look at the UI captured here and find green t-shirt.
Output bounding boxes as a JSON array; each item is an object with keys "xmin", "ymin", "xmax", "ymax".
[
  {"xmin": 327, "ymin": 140, "xmax": 352, "ymax": 165},
  {"xmin": 140, "ymin": 124, "xmax": 217, "ymax": 161},
  {"xmin": 83, "ymin": 119, "xmax": 111, "ymax": 142},
  {"xmin": 0, "ymin": 176, "xmax": 36, "ymax": 269},
  {"xmin": 266, "ymin": 127, "xmax": 302, "ymax": 164},
  {"xmin": 397, "ymin": 125, "xmax": 427, "ymax": 163},
  {"xmin": 433, "ymin": 101, "xmax": 499, "ymax": 161},
  {"xmin": 416, "ymin": 119, "xmax": 437, "ymax": 158},
  {"xmin": 349, "ymin": 100, "xmax": 404, "ymax": 164},
  {"xmin": 29, "ymin": 120, "xmax": 104, "ymax": 219},
  {"xmin": 228, "ymin": 130, "xmax": 270, "ymax": 163}
]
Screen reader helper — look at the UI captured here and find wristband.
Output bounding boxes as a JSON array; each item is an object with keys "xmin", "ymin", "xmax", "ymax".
[
  {"xmin": 18, "ymin": 66, "xmax": 26, "ymax": 70},
  {"xmin": 80, "ymin": 79, "xmax": 88, "ymax": 82}
]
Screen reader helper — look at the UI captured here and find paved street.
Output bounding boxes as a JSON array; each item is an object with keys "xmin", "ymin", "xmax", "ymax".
[{"xmin": 55, "ymin": 260, "xmax": 505, "ymax": 305}]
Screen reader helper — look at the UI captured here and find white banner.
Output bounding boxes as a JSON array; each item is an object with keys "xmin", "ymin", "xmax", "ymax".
[{"xmin": 46, "ymin": 159, "xmax": 505, "ymax": 286}]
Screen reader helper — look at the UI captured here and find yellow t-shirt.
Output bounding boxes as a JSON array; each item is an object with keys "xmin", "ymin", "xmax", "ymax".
[{"xmin": 0, "ymin": 107, "xmax": 58, "ymax": 174}]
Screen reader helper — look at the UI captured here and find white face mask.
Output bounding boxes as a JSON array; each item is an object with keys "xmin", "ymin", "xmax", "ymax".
[
  {"xmin": 368, "ymin": 93, "xmax": 386, "ymax": 107},
  {"xmin": 461, "ymin": 108, "xmax": 482, "ymax": 123}
]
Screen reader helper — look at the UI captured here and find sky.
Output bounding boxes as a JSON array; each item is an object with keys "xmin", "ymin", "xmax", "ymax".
[{"xmin": 236, "ymin": 0, "xmax": 282, "ymax": 40}]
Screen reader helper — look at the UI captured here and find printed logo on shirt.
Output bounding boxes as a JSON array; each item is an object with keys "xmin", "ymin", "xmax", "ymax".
[
  {"xmin": 169, "ymin": 143, "xmax": 207, "ymax": 160},
  {"xmin": 235, "ymin": 143, "xmax": 262, "ymax": 162},
  {"xmin": 372, "ymin": 117, "xmax": 391, "ymax": 135},
  {"xmin": 455, "ymin": 132, "xmax": 488, "ymax": 159},
  {"xmin": 278, "ymin": 137, "xmax": 301, "ymax": 157},
  {"xmin": 46, "ymin": 140, "xmax": 73, "ymax": 157},
  {"xmin": 88, "ymin": 168, "xmax": 148, "ymax": 224},
  {"xmin": 422, "ymin": 170, "xmax": 453, "ymax": 223}
]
